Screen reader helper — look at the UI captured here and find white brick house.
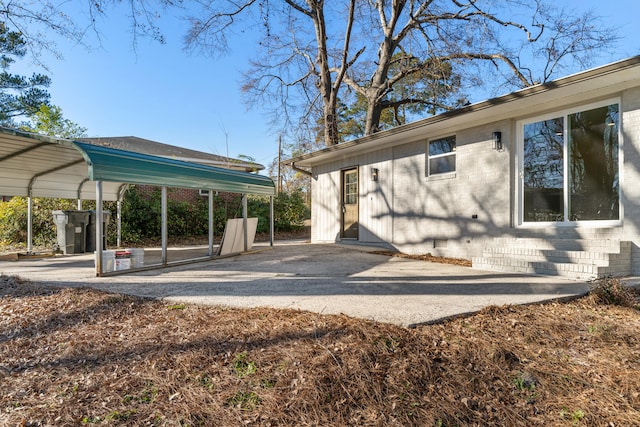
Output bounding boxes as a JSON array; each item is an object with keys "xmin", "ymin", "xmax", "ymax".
[{"xmin": 284, "ymin": 56, "xmax": 640, "ymax": 280}]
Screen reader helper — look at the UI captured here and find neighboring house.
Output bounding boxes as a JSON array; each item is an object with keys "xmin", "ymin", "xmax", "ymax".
[
  {"xmin": 284, "ymin": 56, "xmax": 640, "ymax": 280},
  {"xmin": 80, "ymin": 136, "xmax": 262, "ymax": 172},
  {"xmin": 80, "ymin": 136, "xmax": 264, "ymax": 203}
]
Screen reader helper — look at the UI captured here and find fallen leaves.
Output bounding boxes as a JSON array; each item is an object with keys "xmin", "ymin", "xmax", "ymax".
[
  {"xmin": 369, "ymin": 250, "xmax": 473, "ymax": 267},
  {"xmin": 1, "ymin": 275, "xmax": 639, "ymax": 426}
]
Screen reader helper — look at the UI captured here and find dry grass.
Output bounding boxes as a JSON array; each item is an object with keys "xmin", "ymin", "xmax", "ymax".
[{"xmin": 1, "ymin": 274, "xmax": 639, "ymax": 426}]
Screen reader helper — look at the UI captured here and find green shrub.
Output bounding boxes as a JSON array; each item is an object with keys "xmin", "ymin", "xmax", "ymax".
[
  {"xmin": 119, "ymin": 188, "xmax": 161, "ymax": 243},
  {"xmin": 274, "ymin": 190, "xmax": 310, "ymax": 231},
  {"xmin": 0, "ymin": 196, "xmax": 27, "ymax": 247},
  {"xmin": 0, "ymin": 187, "xmax": 309, "ymax": 250},
  {"xmin": 118, "ymin": 188, "xmax": 252, "ymax": 242},
  {"xmin": 248, "ymin": 190, "xmax": 310, "ymax": 233},
  {"xmin": 0, "ymin": 197, "xmax": 77, "ymax": 250}
]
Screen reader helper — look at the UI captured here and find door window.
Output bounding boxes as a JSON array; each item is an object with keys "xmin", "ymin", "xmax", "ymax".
[{"xmin": 344, "ymin": 170, "xmax": 358, "ymax": 204}]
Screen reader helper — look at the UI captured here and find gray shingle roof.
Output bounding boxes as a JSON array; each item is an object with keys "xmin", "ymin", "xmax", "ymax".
[{"xmin": 79, "ymin": 136, "xmax": 264, "ymax": 172}]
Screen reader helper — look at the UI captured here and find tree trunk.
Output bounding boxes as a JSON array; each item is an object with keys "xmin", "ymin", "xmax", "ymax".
[
  {"xmin": 308, "ymin": 0, "xmax": 340, "ymax": 146},
  {"xmin": 361, "ymin": 0, "xmax": 399, "ymax": 136},
  {"xmin": 363, "ymin": 39, "xmax": 395, "ymax": 135},
  {"xmin": 323, "ymin": 100, "xmax": 339, "ymax": 146},
  {"xmin": 364, "ymin": 97, "xmax": 383, "ymax": 135}
]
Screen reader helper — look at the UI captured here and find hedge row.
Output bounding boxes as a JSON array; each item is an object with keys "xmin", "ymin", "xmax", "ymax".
[{"xmin": 0, "ymin": 187, "xmax": 309, "ymax": 250}]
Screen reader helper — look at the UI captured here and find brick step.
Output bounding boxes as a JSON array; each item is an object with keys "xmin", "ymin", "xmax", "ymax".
[
  {"xmin": 488, "ymin": 237, "xmax": 624, "ymax": 253},
  {"xmin": 473, "ymin": 237, "xmax": 631, "ymax": 280},
  {"xmin": 481, "ymin": 247, "xmax": 612, "ymax": 266},
  {"xmin": 508, "ymin": 229, "xmax": 623, "ymax": 240},
  {"xmin": 472, "ymin": 257, "xmax": 603, "ymax": 280}
]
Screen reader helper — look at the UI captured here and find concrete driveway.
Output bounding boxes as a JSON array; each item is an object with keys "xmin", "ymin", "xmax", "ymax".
[{"xmin": 0, "ymin": 241, "xmax": 594, "ymax": 327}]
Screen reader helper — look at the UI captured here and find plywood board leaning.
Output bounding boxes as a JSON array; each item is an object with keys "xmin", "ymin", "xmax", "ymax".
[{"xmin": 219, "ymin": 218, "xmax": 258, "ymax": 256}]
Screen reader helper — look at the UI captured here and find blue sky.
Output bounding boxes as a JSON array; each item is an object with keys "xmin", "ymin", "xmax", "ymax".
[{"xmin": 12, "ymin": 1, "xmax": 640, "ymax": 169}]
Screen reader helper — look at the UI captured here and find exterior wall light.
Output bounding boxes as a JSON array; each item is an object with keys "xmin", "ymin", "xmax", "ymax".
[
  {"xmin": 492, "ymin": 131, "xmax": 503, "ymax": 151},
  {"xmin": 371, "ymin": 167, "xmax": 379, "ymax": 182}
]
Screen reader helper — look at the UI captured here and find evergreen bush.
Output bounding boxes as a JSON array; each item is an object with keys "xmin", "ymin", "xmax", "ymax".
[{"xmin": 0, "ymin": 187, "xmax": 309, "ymax": 251}]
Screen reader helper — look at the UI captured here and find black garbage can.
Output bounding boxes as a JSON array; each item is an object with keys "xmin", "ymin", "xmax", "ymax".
[
  {"xmin": 52, "ymin": 210, "xmax": 90, "ymax": 254},
  {"xmin": 86, "ymin": 210, "xmax": 112, "ymax": 252}
]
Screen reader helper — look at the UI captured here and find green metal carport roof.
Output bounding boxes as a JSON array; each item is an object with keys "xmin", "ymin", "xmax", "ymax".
[{"xmin": 0, "ymin": 127, "xmax": 275, "ymax": 200}]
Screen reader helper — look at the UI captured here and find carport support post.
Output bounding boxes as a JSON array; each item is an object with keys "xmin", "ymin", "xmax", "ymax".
[
  {"xmin": 116, "ymin": 199, "xmax": 122, "ymax": 248},
  {"xmin": 270, "ymin": 195, "xmax": 274, "ymax": 247},
  {"xmin": 161, "ymin": 186, "xmax": 168, "ymax": 265},
  {"xmin": 27, "ymin": 196, "xmax": 33, "ymax": 253},
  {"xmin": 208, "ymin": 190, "xmax": 214, "ymax": 256},
  {"xmin": 116, "ymin": 184, "xmax": 127, "ymax": 248},
  {"xmin": 242, "ymin": 194, "xmax": 248, "ymax": 252},
  {"xmin": 95, "ymin": 181, "xmax": 103, "ymax": 276}
]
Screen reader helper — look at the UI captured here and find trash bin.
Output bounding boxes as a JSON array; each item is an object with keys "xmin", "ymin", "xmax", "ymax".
[
  {"xmin": 52, "ymin": 210, "xmax": 90, "ymax": 254},
  {"xmin": 86, "ymin": 210, "xmax": 111, "ymax": 252}
]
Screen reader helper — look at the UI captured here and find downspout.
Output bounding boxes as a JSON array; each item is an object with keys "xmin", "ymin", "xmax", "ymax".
[{"xmin": 290, "ymin": 162, "xmax": 313, "ymax": 177}]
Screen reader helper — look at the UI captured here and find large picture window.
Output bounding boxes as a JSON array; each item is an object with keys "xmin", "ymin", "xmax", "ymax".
[
  {"xmin": 521, "ymin": 101, "xmax": 620, "ymax": 223},
  {"xmin": 428, "ymin": 136, "xmax": 456, "ymax": 176}
]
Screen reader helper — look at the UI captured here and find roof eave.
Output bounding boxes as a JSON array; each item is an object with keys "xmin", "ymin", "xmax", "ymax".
[{"xmin": 285, "ymin": 55, "xmax": 640, "ymax": 167}]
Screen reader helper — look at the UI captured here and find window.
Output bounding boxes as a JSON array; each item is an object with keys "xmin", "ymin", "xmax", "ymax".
[
  {"xmin": 344, "ymin": 170, "xmax": 358, "ymax": 205},
  {"xmin": 427, "ymin": 136, "xmax": 456, "ymax": 176},
  {"xmin": 521, "ymin": 100, "xmax": 620, "ymax": 223}
]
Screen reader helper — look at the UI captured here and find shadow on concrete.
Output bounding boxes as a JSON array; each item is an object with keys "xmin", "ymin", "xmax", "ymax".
[{"xmin": 0, "ymin": 241, "xmax": 593, "ymax": 326}]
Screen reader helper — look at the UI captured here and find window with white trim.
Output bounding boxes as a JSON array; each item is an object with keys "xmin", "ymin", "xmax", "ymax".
[
  {"xmin": 520, "ymin": 100, "xmax": 620, "ymax": 223},
  {"xmin": 427, "ymin": 136, "xmax": 456, "ymax": 176}
]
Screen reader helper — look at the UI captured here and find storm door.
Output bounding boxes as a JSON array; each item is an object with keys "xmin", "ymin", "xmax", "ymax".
[
  {"xmin": 520, "ymin": 101, "xmax": 620, "ymax": 224},
  {"xmin": 341, "ymin": 168, "xmax": 359, "ymax": 239}
]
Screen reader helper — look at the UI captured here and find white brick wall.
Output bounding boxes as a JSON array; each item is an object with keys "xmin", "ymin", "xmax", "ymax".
[
  {"xmin": 621, "ymin": 87, "xmax": 640, "ymax": 274},
  {"xmin": 390, "ymin": 122, "xmax": 512, "ymax": 258},
  {"xmin": 311, "ymin": 86, "xmax": 640, "ymax": 266}
]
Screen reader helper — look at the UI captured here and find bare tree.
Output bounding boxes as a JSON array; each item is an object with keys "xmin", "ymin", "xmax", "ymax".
[
  {"xmin": 0, "ymin": 0, "xmax": 175, "ymax": 66},
  {"xmin": 184, "ymin": 0, "xmax": 616, "ymax": 147},
  {"xmin": 2, "ymin": 1, "xmax": 616, "ymax": 147}
]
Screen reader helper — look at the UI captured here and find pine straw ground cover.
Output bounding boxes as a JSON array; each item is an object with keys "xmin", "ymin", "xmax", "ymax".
[{"xmin": 1, "ymin": 275, "xmax": 639, "ymax": 426}]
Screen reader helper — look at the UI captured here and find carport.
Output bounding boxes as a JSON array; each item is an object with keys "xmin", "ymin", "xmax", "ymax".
[{"xmin": 0, "ymin": 127, "xmax": 276, "ymax": 276}]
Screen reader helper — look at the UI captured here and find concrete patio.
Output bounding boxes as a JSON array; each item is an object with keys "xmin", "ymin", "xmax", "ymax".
[{"xmin": 0, "ymin": 240, "xmax": 597, "ymax": 327}]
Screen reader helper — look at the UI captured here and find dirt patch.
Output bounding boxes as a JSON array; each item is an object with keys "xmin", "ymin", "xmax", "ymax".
[
  {"xmin": 1, "ymin": 274, "xmax": 639, "ymax": 426},
  {"xmin": 370, "ymin": 250, "xmax": 472, "ymax": 267}
]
